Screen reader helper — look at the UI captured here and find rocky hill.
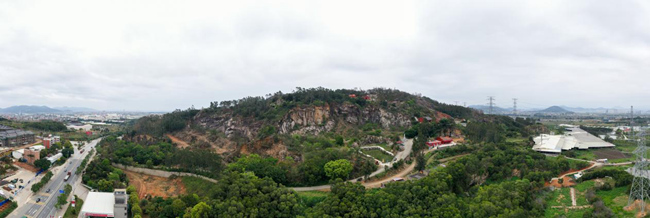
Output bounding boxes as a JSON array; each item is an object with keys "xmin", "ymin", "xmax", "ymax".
[{"xmin": 130, "ymin": 87, "xmax": 478, "ymax": 160}]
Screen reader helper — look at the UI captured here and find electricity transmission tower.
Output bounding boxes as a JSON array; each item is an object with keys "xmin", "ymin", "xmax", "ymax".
[
  {"xmin": 628, "ymin": 106, "xmax": 650, "ymax": 214},
  {"xmin": 512, "ymin": 98, "xmax": 518, "ymax": 115},
  {"xmin": 487, "ymin": 96, "xmax": 495, "ymax": 114}
]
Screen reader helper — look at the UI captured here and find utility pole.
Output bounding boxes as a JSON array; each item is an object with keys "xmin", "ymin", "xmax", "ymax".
[
  {"xmin": 463, "ymin": 102, "xmax": 466, "ymax": 107},
  {"xmin": 487, "ymin": 96, "xmax": 495, "ymax": 114},
  {"xmin": 512, "ymin": 98, "xmax": 518, "ymax": 115},
  {"xmin": 454, "ymin": 101, "xmax": 459, "ymax": 106}
]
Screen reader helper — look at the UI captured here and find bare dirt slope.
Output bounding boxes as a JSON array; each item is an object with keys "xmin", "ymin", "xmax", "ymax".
[
  {"xmin": 125, "ymin": 170, "xmax": 186, "ymax": 199},
  {"xmin": 166, "ymin": 134, "xmax": 190, "ymax": 148}
]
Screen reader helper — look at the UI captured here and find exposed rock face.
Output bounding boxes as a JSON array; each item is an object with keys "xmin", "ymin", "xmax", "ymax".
[
  {"xmin": 279, "ymin": 106, "xmax": 333, "ymax": 135},
  {"xmin": 185, "ymin": 101, "xmax": 442, "ymax": 159},
  {"xmin": 191, "ymin": 102, "xmax": 416, "ymax": 142}
]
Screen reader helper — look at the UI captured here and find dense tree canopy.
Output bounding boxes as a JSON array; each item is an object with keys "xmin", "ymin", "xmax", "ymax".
[
  {"xmin": 24, "ymin": 120, "xmax": 67, "ymax": 131},
  {"xmin": 324, "ymin": 159, "xmax": 353, "ymax": 180},
  {"xmin": 99, "ymin": 136, "xmax": 223, "ymax": 178}
]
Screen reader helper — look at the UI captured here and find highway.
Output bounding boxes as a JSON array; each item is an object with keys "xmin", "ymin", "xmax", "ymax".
[{"xmin": 10, "ymin": 138, "xmax": 101, "ymax": 218}]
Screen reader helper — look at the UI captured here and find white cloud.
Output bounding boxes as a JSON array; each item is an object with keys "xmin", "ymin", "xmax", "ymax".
[{"xmin": 0, "ymin": 0, "xmax": 649, "ymax": 111}]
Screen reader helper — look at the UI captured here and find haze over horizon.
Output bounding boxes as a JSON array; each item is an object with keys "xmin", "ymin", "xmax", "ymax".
[{"xmin": 1, "ymin": 0, "xmax": 649, "ymax": 111}]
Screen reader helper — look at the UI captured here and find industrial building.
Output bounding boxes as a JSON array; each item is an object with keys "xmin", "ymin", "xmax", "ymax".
[
  {"xmin": 80, "ymin": 189, "xmax": 128, "ymax": 218},
  {"xmin": 532, "ymin": 127, "xmax": 615, "ymax": 153},
  {"xmin": 0, "ymin": 125, "xmax": 35, "ymax": 147}
]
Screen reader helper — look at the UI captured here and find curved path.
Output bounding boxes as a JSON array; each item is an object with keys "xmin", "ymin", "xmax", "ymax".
[
  {"xmin": 290, "ymin": 143, "xmax": 468, "ymax": 191},
  {"xmin": 290, "ymin": 137, "xmax": 413, "ymax": 191}
]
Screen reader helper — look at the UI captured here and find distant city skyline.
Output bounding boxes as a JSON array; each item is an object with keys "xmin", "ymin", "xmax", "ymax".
[{"xmin": 1, "ymin": 0, "xmax": 649, "ymax": 111}]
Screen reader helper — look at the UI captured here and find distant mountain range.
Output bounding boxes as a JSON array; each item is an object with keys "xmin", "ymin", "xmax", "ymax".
[
  {"xmin": 470, "ymin": 105, "xmax": 575, "ymax": 114},
  {"xmin": 53, "ymin": 106, "xmax": 97, "ymax": 112},
  {"xmin": 469, "ymin": 105, "xmax": 510, "ymax": 113},
  {"xmin": 0, "ymin": 105, "xmax": 97, "ymax": 114},
  {"xmin": 539, "ymin": 106, "xmax": 573, "ymax": 113}
]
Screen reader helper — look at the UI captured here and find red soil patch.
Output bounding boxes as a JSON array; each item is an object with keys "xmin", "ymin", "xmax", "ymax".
[
  {"xmin": 546, "ymin": 176, "xmax": 577, "ymax": 188},
  {"xmin": 14, "ymin": 162, "xmax": 39, "ymax": 173},
  {"xmin": 124, "ymin": 170, "xmax": 186, "ymax": 199},
  {"xmin": 559, "ymin": 163, "xmax": 595, "ymax": 177},
  {"xmin": 624, "ymin": 199, "xmax": 650, "ymax": 218},
  {"xmin": 166, "ymin": 134, "xmax": 190, "ymax": 148}
]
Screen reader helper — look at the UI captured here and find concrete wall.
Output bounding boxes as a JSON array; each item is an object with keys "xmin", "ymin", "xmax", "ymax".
[{"xmin": 112, "ymin": 164, "xmax": 217, "ymax": 183}]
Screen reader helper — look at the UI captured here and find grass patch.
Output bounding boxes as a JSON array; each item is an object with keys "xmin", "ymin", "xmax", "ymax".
[
  {"xmin": 375, "ymin": 143, "xmax": 392, "ymax": 151},
  {"xmin": 544, "ymin": 207, "xmax": 588, "ymax": 218},
  {"xmin": 597, "ymin": 186, "xmax": 634, "ymax": 217},
  {"xmin": 614, "ymin": 140, "xmax": 637, "ymax": 153},
  {"xmin": 573, "ymin": 180, "xmax": 596, "ymax": 206},
  {"xmin": 609, "ymin": 157, "xmax": 634, "ymax": 163},
  {"xmin": 63, "ymin": 196, "xmax": 84, "ymax": 218},
  {"xmin": 297, "ymin": 191, "xmax": 328, "ymax": 207},
  {"xmin": 182, "ymin": 176, "xmax": 218, "ymax": 198},
  {"xmin": 362, "ymin": 149, "xmax": 394, "ymax": 163},
  {"xmin": 574, "ymin": 180, "xmax": 595, "ymax": 192},
  {"xmin": 574, "ymin": 150, "xmax": 596, "ymax": 161},
  {"xmin": 505, "ymin": 137, "xmax": 528, "ymax": 144},
  {"xmin": 547, "ymin": 188, "xmax": 573, "ymax": 207}
]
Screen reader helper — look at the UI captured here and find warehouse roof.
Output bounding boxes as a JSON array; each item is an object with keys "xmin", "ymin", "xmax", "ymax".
[
  {"xmin": 532, "ymin": 127, "xmax": 615, "ymax": 153},
  {"xmin": 80, "ymin": 192, "xmax": 115, "ymax": 217}
]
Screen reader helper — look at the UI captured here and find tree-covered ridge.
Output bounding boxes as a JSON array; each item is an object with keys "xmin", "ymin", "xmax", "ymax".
[{"xmin": 130, "ymin": 87, "xmax": 479, "ymax": 137}]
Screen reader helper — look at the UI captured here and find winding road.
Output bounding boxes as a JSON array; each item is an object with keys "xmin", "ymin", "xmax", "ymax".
[{"xmin": 290, "ymin": 137, "xmax": 414, "ymax": 191}]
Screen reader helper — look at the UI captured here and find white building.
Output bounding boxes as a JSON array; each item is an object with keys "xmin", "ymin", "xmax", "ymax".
[
  {"xmin": 46, "ymin": 153, "xmax": 62, "ymax": 163},
  {"xmin": 11, "ymin": 149, "xmax": 24, "ymax": 159},
  {"xmin": 29, "ymin": 145, "xmax": 45, "ymax": 151},
  {"xmin": 66, "ymin": 124, "xmax": 92, "ymax": 132},
  {"xmin": 532, "ymin": 127, "xmax": 615, "ymax": 153},
  {"xmin": 80, "ymin": 189, "xmax": 127, "ymax": 218}
]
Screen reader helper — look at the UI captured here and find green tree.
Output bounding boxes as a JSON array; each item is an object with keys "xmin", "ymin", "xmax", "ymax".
[
  {"xmin": 335, "ymin": 135, "xmax": 344, "ymax": 146},
  {"xmin": 146, "ymin": 159, "xmax": 153, "ymax": 168},
  {"xmin": 62, "ymin": 146, "xmax": 74, "ymax": 158},
  {"xmin": 34, "ymin": 159, "xmax": 51, "ymax": 170},
  {"xmin": 131, "ymin": 204, "xmax": 143, "ymax": 217},
  {"xmin": 126, "ymin": 185, "xmax": 136, "ymax": 194},
  {"xmin": 187, "ymin": 202, "xmax": 211, "ymax": 218},
  {"xmin": 324, "ymin": 159, "xmax": 353, "ymax": 180},
  {"xmin": 172, "ymin": 199, "xmax": 187, "ymax": 217},
  {"xmin": 415, "ymin": 154, "xmax": 426, "ymax": 171}
]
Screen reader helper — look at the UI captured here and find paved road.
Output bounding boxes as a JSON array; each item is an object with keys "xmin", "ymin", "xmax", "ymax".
[
  {"xmin": 290, "ymin": 137, "xmax": 413, "ymax": 191},
  {"xmin": 10, "ymin": 138, "xmax": 101, "ymax": 218}
]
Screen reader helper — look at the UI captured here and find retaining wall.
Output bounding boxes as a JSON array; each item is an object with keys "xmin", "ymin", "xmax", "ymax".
[{"xmin": 112, "ymin": 164, "xmax": 217, "ymax": 183}]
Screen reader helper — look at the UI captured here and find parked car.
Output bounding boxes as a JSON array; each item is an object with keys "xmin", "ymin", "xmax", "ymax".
[
  {"xmin": 46, "ymin": 188, "xmax": 51, "ymax": 193},
  {"xmin": 36, "ymin": 198, "xmax": 40, "ymax": 203}
]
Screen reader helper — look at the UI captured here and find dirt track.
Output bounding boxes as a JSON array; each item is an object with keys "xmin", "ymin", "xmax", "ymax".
[{"xmin": 166, "ymin": 134, "xmax": 190, "ymax": 148}]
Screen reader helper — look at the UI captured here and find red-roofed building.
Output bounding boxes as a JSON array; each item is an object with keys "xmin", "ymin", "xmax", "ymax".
[
  {"xmin": 363, "ymin": 95, "xmax": 371, "ymax": 100},
  {"xmin": 349, "ymin": 94, "xmax": 357, "ymax": 98},
  {"xmin": 436, "ymin": 137, "xmax": 453, "ymax": 144},
  {"xmin": 426, "ymin": 140, "xmax": 442, "ymax": 148}
]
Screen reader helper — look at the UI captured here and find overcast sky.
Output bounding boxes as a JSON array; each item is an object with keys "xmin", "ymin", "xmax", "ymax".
[{"xmin": 1, "ymin": 0, "xmax": 649, "ymax": 111}]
